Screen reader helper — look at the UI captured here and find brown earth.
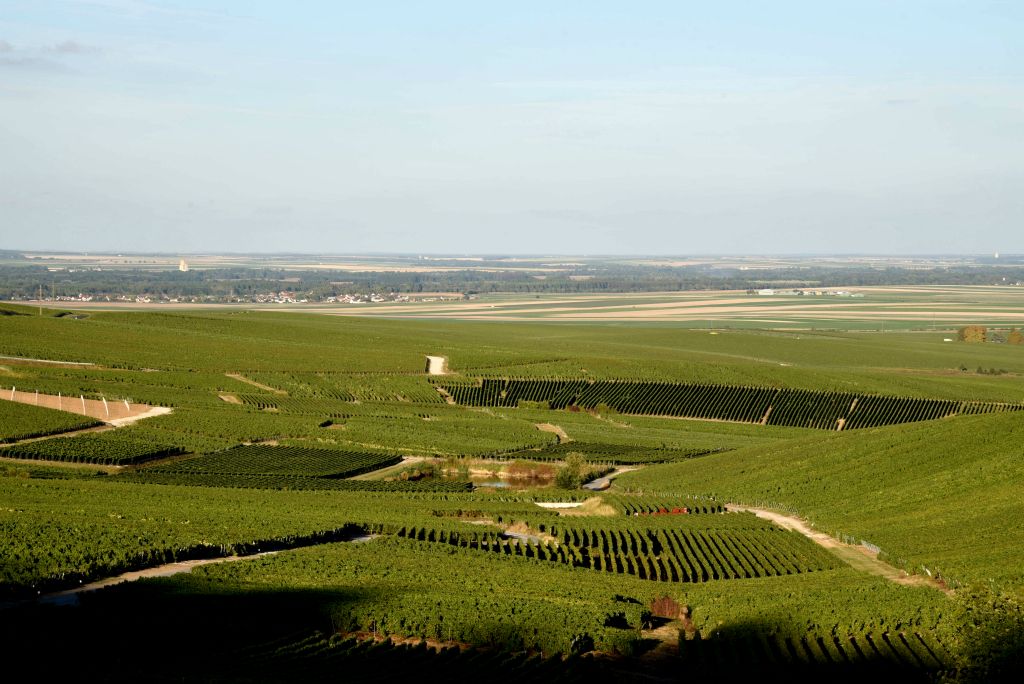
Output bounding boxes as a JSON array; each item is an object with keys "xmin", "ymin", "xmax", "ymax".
[
  {"xmin": 1, "ymin": 389, "xmax": 170, "ymax": 424},
  {"xmin": 552, "ymin": 496, "xmax": 618, "ymax": 517},
  {"xmin": 535, "ymin": 422, "xmax": 571, "ymax": 442}
]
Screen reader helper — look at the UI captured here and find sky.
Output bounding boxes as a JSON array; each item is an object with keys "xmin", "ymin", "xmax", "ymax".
[{"xmin": 1, "ymin": 1, "xmax": 1022, "ymax": 255}]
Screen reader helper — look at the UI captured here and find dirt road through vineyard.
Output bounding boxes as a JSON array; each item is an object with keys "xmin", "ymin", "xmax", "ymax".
[{"xmin": 728, "ymin": 504, "xmax": 951, "ymax": 593}]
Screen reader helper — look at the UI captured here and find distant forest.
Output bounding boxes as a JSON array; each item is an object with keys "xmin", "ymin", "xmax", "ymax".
[{"xmin": 2, "ymin": 263, "xmax": 1024, "ymax": 301}]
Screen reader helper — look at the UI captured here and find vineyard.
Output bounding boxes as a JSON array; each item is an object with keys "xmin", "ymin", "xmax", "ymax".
[
  {"xmin": 0, "ymin": 399, "xmax": 102, "ymax": 443},
  {"xmin": 161, "ymin": 445, "xmax": 402, "ymax": 478},
  {"xmin": 118, "ymin": 470, "xmax": 474, "ymax": 493},
  {"xmin": 617, "ymin": 409, "xmax": 1024, "ymax": 592},
  {"xmin": 394, "ymin": 514, "xmax": 842, "ymax": 583},
  {"xmin": 675, "ymin": 628, "xmax": 950, "ymax": 674},
  {"xmin": 1, "ymin": 432, "xmax": 183, "ymax": 465},
  {"xmin": 0, "ymin": 528, "xmax": 956, "ymax": 680},
  {"xmin": 496, "ymin": 441, "xmax": 723, "ymax": 465},
  {"xmin": 3, "ymin": 306, "xmax": 1023, "ymax": 680},
  {"xmin": 438, "ymin": 378, "xmax": 1023, "ymax": 429},
  {"xmin": 240, "ymin": 372, "xmax": 446, "ymax": 404},
  {"xmin": 604, "ymin": 495, "xmax": 726, "ymax": 515}
]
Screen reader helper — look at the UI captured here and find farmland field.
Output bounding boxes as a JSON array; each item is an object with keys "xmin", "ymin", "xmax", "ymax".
[
  {"xmin": 48, "ymin": 284, "xmax": 1024, "ymax": 330},
  {"xmin": 1, "ymin": 304, "xmax": 1022, "ymax": 681}
]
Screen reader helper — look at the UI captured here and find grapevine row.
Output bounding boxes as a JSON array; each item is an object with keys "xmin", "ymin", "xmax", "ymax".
[
  {"xmin": 395, "ymin": 521, "xmax": 841, "ymax": 583},
  {"xmin": 161, "ymin": 444, "xmax": 402, "ymax": 478},
  {"xmin": 438, "ymin": 378, "xmax": 1023, "ymax": 429},
  {"xmin": 117, "ymin": 470, "xmax": 474, "ymax": 492},
  {"xmin": 1, "ymin": 433, "xmax": 184, "ymax": 465}
]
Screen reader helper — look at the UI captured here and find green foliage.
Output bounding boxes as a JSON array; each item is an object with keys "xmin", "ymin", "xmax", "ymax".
[
  {"xmin": 441, "ymin": 377, "xmax": 1021, "ymax": 430},
  {"xmin": 619, "ymin": 411, "xmax": 1024, "ymax": 593},
  {"xmin": 496, "ymin": 441, "xmax": 724, "ymax": 465},
  {"xmin": 395, "ymin": 513, "xmax": 843, "ymax": 583},
  {"xmin": 116, "ymin": 469, "xmax": 473, "ymax": 492},
  {"xmin": 164, "ymin": 445, "xmax": 401, "ymax": 478},
  {"xmin": 0, "ymin": 400, "xmax": 101, "ymax": 443},
  {"xmin": 2, "ymin": 432, "xmax": 183, "ymax": 465},
  {"xmin": 950, "ymin": 586, "xmax": 1024, "ymax": 681},
  {"xmin": 959, "ymin": 325, "xmax": 988, "ymax": 343},
  {"xmin": 3, "ymin": 307, "xmax": 1023, "ymax": 677},
  {"xmin": 0, "ymin": 477, "xmax": 489, "ymax": 596},
  {"xmin": 555, "ymin": 452, "xmax": 588, "ymax": 489}
]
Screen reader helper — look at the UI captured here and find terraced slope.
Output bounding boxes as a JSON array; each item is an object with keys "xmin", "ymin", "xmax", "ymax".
[
  {"xmin": 439, "ymin": 378, "xmax": 1022, "ymax": 430},
  {"xmin": 617, "ymin": 411, "xmax": 1024, "ymax": 593}
]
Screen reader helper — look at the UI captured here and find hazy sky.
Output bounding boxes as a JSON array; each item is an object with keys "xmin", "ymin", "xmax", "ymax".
[{"xmin": 1, "ymin": 1, "xmax": 1022, "ymax": 254}]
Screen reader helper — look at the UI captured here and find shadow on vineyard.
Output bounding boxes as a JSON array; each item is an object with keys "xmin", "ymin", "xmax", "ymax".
[
  {"xmin": 1, "ymin": 584, "xmax": 365, "ymax": 680},
  {"xmin": 680, "ymin": 619, "xmax": 949, "ymax": 681},
  {"xmin": 4, "ymin": 307, "xmax": 1024, "ymax": 682},
  {"xmin": 9, "ymin": 583, "xmax": 1018, "ymax": 683}
]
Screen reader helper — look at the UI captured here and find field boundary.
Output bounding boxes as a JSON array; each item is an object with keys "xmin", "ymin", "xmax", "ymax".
[{"xmin": 1, "ymin": 390, "xmax": 171, "ymax": 425}]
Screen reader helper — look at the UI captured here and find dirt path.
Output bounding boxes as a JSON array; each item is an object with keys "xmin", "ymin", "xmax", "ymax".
[
  {"xmin": 727, "ymin": 504, "xmax": 951, "ymax": 594},
  {"xmin": 588, "ymin": 411, "xmax": 631, "ymax": 428},
  {"xmin": 535, "ymin": 423, "xmax": 570, "ymax": 443},
  {"xmin": 0, "ymin": 354, "xmax": 95, "ymax": 368},
  {"xmin": 0, "ymin": 452, "xmax": 123, "ymax": 473},
  {"xmin": 33, "ymin": 534, "xmax": 380, "ymax": 607},
  {"xmin": 350, "ymin": 456, "xmax": 426, "ymax": 480},
  {"xmin": 583, "ymin": 465, "xmax": 641, "ymax": 491},
  {"xmin": 38, "ymin": 553, "xmax": 280, "ymax": 606},
  {"xmin": 638, "ymin": 623, "xmax": 681, "ymax": 664},
  {"xmin": 225, "ymin": 373, "xmax": 287, "ymax": 395},
  {"xmin": 0, "ymin": 423, "xmax": 114, "ymax": 448},
  {"xmin": 434, "ymin": 386, "xmax": 456, "ymax": 405}
]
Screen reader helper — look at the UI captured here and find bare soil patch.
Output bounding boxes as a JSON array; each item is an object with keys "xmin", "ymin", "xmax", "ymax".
[
  {"xmin": 553, "ymin": 496, "xmax": 618, "ymax": 517},
  {"xmin": 218, "ymin": 393, "xmax": 242, "ymax": 404},
  {"xmin": 425, "ymin": 355, "xmax": 448, "ymax": 375},
  {"xmin": 536, "ymin": 423, "xmax": 570, "ymax": 442},
  {"xmin": 107, "ymin": 405, "xmax": 172, "ymax": 426},
  {"xmin": 1, "ymin": 389, "xmax": 169, "ymax": 424},
  {"xmin": 535, "ymin": 501, "xmax": 584, "ymax": 510}
]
